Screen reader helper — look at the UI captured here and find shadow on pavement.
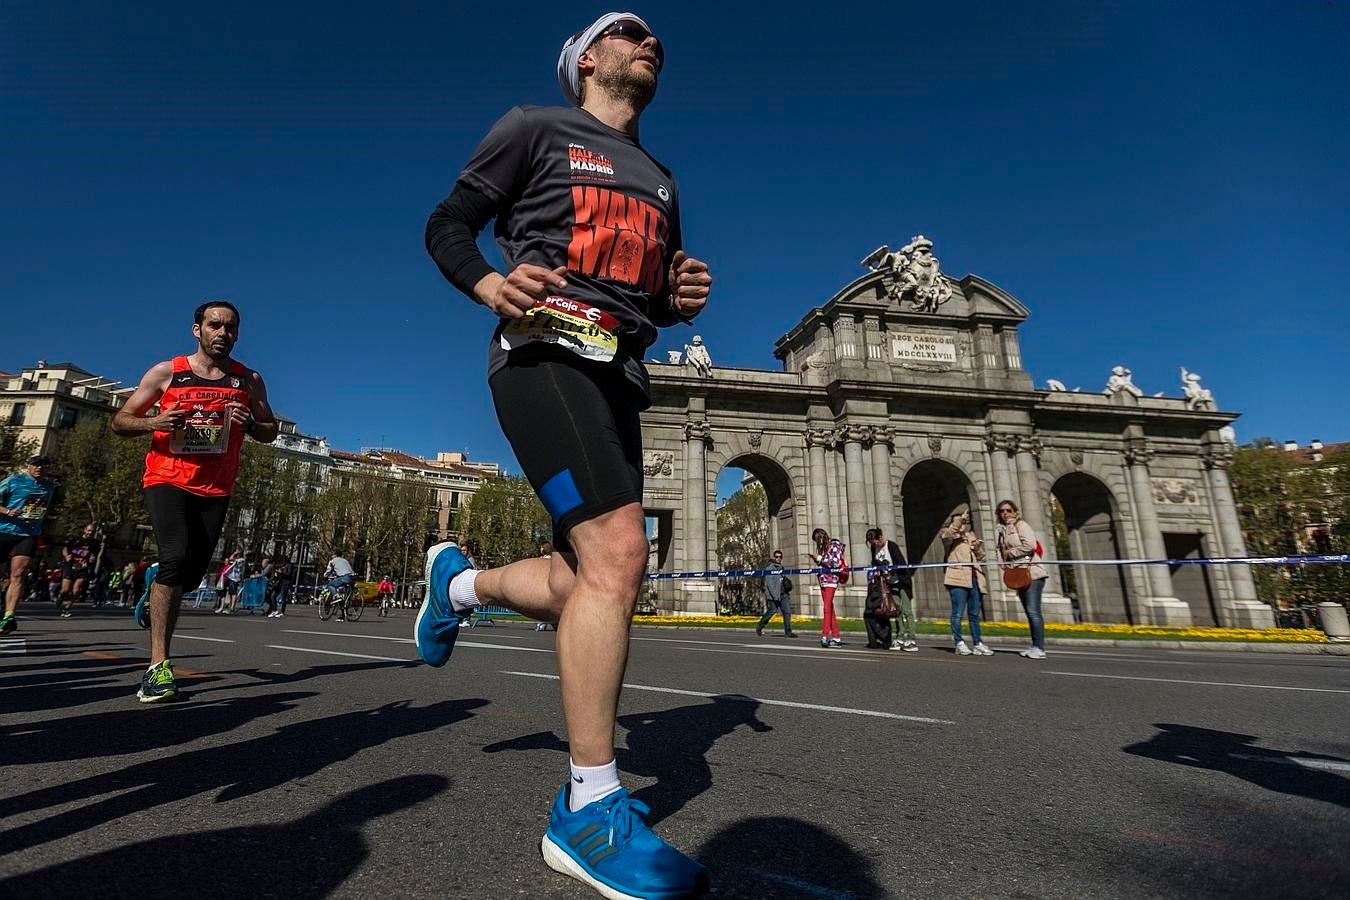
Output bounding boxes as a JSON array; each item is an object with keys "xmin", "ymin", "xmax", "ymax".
[
  {"xmin": 0, "ymin": 690, "xmax": 313, "ymax": 765},
  {"xmin": 0, "ymin": 697, "xmax": 487, "ymax": 854},
  {"xmin": 1123, "ymin": 722, "xmax": 1350, "ymax": 809},
  {"xmin": 484, "ymin": 694, "xmax": 771, "ymax": 824},
  {"xmin": 698, "ymin": 816, "xmax": 886, "ymax": 899},
  {"xmin": 190, "ymin": 660, "xmax": 420, "ymax": 695},
  {"xmin": 0, "ymin": 774, "xmax": 450, "ymax": 899}
]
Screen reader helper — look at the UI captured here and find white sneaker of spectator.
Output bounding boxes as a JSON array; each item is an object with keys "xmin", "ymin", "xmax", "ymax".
[{"xmin": 955, "ymin": 640, "xmax": 973, "ymax": 656}]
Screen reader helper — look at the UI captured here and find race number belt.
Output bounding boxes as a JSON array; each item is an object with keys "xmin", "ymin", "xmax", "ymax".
[
  {"xmin": 499, "ymin": 296, "xmax": 620, "ymax": 363},
  {"xmin": 170, "ymin": 408, "xmax": 231, "ymax": 455}
]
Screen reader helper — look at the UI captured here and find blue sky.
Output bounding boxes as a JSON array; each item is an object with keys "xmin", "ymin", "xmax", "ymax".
[{"xmin": 4, "ymin": 1, "xmax": 1347, "ymax": 489}]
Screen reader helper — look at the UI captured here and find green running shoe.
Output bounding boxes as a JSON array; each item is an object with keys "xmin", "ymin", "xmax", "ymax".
[
  {"xmin": 137, "ymin": 659, "xmax": 178, "ymax": 703},
  {"xmin": 0, "ymin": 614, "xmax": 16, "ymax": 635}
]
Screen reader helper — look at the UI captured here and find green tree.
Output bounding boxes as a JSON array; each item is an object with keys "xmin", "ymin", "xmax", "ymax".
[
  {"xmin": 0, "ymin": 423, "xmax": 37, "ymax": 475},
  {"xmin": 1229, "ymin": 445, "xmax": 1350, "ymax": 607},
  {"xmin": 716, "ymin": 479, "xmax": 768, "ymax": 613},
  {"xmin": 51, "ymin": 418, "xmax": 149, "ymax": 551},
  {"xmin": 460, "ymin": 476, "xmax": 550, "ymax": 569}
]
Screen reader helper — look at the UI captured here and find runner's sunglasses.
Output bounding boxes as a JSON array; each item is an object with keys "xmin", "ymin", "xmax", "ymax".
[{"xmin": 594, "ymin": 21, "xmax": 664, "ymax": 71}]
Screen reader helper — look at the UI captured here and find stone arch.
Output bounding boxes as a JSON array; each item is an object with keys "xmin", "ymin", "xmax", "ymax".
[
  {"xmin": 1051, "ymin": 471, "xmax": 1134, "ymax": 624},
  {"xmin": 712, "ymin": 452, "xmax": 799, "ymax": 568},
  {"xmin": 901, "ymin": 459, "xmax": 980, "ymax": 616}
]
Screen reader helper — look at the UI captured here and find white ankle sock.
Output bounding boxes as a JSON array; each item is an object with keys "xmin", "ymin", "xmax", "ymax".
[
  {"xmin": 447, "ymin": 568, "xmax": 480, "ymax": 613},
  {"xmin": 568, "ymin": 758, "xmax": 621, "ymax": 812}
]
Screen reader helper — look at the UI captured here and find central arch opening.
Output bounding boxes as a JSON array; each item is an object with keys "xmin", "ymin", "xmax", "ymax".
[
  {"xmin": 715, "ymin": 455, "xmax": 797, "ymax": 615},
  {"xmin": 1051, "ymin": 472, "xmax": 1132, "ymax": 624},
  {"xmin": 901, "ymin": 460, "xmax": 978, "ymax": 617}
]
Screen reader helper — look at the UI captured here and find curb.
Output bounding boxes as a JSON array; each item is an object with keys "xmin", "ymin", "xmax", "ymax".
[
  {"xmin": 977, "ymin": 635, "xmax": 1334, "ymax": 655},
  {"xmin": 629, "ymin": 623, "xmax": 1339, "ymax": 655}
]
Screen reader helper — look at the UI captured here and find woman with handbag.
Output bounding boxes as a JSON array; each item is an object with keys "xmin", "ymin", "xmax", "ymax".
[
  {"xmin": 940, "ymin": 506, "xmax": 994, "ymax": 657},
  {"xmin": 996, "ymin": 499, "xmax": 1049, "ymax": 659}
]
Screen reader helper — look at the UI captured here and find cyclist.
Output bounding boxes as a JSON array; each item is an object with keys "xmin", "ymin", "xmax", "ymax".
[
  {"xmin": 324, "ymin": 550, "xmax": 356, "ymax": 620},
  {"xmin": 377, "ymin": 575, "xmax": 396, "ymax": 614}
]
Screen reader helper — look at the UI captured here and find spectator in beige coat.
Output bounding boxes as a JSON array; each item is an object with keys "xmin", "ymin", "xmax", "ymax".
[
  {"xmin": 940, "ymin": 505, "xmax": 994, "ymax": 657},
  {"xmin": 996, "ymin": 499, "xmax": 1049, "ymax": 659}
]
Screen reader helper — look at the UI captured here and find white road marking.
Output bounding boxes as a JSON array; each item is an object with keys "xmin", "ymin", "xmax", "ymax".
[
  {"xmin": 280, "ymin": 629, "xmax": 551, "ymax": 653},
  {"xmin": 501, "ymin": 671, "xmax": 956, "ymax": 725},
  {"xmin": 174, "ymin": 634, "xmax": 234, "ymax": 643},
  {"xmin": 1044, "ymin": 671, "xmax": 1350, "ymax": 694},
  {"xmin": 284, "ymin": 629, "xmax": 412, "ymax": 643},
  {"xmin": 1, "ymin": 639, "xmax": 25, "ymax": 654},
  {"xmin": 267, "ymin": 644, "xmax": 406, "ymax": 662},
  {"xmin": 678, "ymin": 646, "xmax": 880, "ymax": 663},
  {"xmin": 1230, "ymin": 753, "xmax": 1350, "ymax": 773}
]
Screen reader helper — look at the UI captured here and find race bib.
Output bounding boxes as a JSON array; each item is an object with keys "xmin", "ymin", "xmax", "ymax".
[
  {"xmin": 499, "ymin": 296, "xmax": 620, "ymax": 363},
  {"xmin": 19, "ymin": 497, "xmax": 49, "ymax": 520},
  {"xmin": 171, "ymin": 408, "xmax": 231, "ymax": 455}
]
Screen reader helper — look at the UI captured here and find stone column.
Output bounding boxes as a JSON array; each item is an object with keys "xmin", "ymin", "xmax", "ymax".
[
  {"xmin": 870, "ymin": 426, "xmax": 897, "ymax": 542},
  {"xmin": 1204, "ymin": 442, "xmax": 1274, "ymax": 627},
  {"xmin": 984, "ymin": 431, "xmax": 1019, "ymax": 508},
  {"xmin": 1124, "ymin": 441, "xmax": 1191, "ymax": 625},
  {"xmin": 1012, "ymin": 436, "xmax": 1072, "ymax": 623},
  {"xmin": 838, "ymin": 424, "xmax": 871, "ymax": 616},
  {"xmin": 681, "ymin": 420, "xmax": 715, "ymax": 615},
  {"xmin": 805, "ymin": 428, "xmax": 832, "ymax": 535}
]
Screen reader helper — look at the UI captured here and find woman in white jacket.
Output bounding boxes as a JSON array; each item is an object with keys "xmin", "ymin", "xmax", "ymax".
[{"xmin": 996, "ymin": 499, "xmax": 1049, "ymax": 659}]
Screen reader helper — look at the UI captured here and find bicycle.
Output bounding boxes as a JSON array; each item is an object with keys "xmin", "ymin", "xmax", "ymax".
[
  {"xmin": 378, "ymin": 593, "xmax": 396, "ymax": 617},
  {"xmin": 318, "ymin": 582, "xmax": 363, "ymax": 622}
]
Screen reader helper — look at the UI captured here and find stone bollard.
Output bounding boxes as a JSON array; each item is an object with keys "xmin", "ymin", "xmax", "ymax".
[{"xmin": 1318, "ymin": 602, "xmax": 1350, "ymax": 643}]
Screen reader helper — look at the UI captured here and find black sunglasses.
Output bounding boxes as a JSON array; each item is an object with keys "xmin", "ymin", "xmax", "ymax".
[{"xmin": 598, "ymin": 21, "xmax": 664, "ymax": 70}]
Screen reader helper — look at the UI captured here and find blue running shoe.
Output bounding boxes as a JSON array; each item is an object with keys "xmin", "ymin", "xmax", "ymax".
[
  {"xmin": 541, "ymin": 785, "xmax": 709, "ymax": 899},
  {"xmin": 414, "ymin": 542, "xmax": 473, "ymax": 667}
]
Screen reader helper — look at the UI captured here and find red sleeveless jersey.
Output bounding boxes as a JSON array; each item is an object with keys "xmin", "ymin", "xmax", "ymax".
[{"xmin": 142, "ymin": 356, "xmax": 252, "ymax": 496}]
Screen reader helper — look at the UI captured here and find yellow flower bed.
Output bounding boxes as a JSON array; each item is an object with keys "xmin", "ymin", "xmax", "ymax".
[
  {"xmin": 967, "ymin": 620, "xmax": 1326, "ymax": 642},
  {"xmin": 632, "ymin": 614, "xmax": 1327, "ymax": 642}
]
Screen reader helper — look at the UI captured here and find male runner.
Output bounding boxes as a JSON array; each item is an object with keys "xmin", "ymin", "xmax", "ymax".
[
  {"xmin": 58, "ymin": 522, "xmax": 100, "ymax": 617},
  {"xmin": 112, "ymin": 300, "xmax": 277, "ymax": 702},
  {"xmin": 0, "ymin": 455, "xmax": 56, "ymax": 634},
  {"xmin": 422, "ymin": 13, "xmax": 712, "ymax": 898}
]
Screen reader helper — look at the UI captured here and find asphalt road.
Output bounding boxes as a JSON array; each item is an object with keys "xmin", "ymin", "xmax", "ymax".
[{"xmin": 2, "ymin": 603, "xmax": 1347, "ymax": 899}]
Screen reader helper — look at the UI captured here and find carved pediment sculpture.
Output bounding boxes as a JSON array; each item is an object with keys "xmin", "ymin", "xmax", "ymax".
[
  {"xmin": 1180, "ymin": 367, "xmax": 1215, "ymax": 410},
  {"xmin": 861, "ymin": 234, "xmax": 954, "ymax": 313},
  {"xmin": 684, "ymin": 335, "xmax": 713, "ymax": 377},
  {"xmin": 1104, "ymin": 366, "xmax": 1143, "ymax": 398}
]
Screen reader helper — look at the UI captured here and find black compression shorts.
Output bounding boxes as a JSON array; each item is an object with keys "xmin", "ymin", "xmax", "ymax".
[
  {"xmin": 145, "ymin": 484, "xmax": 231, "ymax": 590},
  {"xmin": 0, "ymin": 534, "xmax": 39, "ymax": 563},
  {"xmin": 489, "ymin": 351, "xmax": 644, "ymax": 553}
]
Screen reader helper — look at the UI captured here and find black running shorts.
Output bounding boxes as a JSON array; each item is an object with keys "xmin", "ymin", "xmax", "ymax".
[
  {"xmin": 0, "ymin": 534, "xmax": 38, "ymax": 563},
  {"xmin": 145, "ymin": 484, "xmax": 231, "ymax": 590},
  {"xmin": 489, "ymin": 351, "xmax": 644, "ymax": 553}
]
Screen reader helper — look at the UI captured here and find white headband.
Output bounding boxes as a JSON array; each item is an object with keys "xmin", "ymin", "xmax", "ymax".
[{"xmin": 556, "ymin": 11, "xmax": 654, "ymax": 106}]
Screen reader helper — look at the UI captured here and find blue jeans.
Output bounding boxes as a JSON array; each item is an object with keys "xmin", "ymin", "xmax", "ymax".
[
  {"xmin": 948, "ymin": 585, "xmax": 983, "ymax": 645},
  {"xmin": 328, "ymin": 574, "xmax": 355, "ymax": 593},
  {"xmin": 1018, "ymin": 577, "xmax": 1047, "ymax": 649},
  {"xmin": 758, "ymin": 594, "xmax": 793, "ymax": 634}
]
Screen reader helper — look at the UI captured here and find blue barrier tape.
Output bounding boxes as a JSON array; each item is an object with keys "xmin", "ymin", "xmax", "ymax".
[{"xmin": 643, "ymin": 554, "xmax": 1350, "ymax": 581}]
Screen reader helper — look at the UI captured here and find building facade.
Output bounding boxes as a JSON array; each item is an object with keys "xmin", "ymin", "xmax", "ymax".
[
  {"xmin": 640, "ymin": 239, "xmax": 1272, "ymax": 628},
  {"xmin": 1, "ymin": 361, "xmax": 130, "ymax": 455}
]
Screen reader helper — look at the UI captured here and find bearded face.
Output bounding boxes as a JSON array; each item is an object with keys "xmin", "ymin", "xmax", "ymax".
[{"xmin": 589, "ymin": 38, "xmax": 658, "ymax": 109}]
